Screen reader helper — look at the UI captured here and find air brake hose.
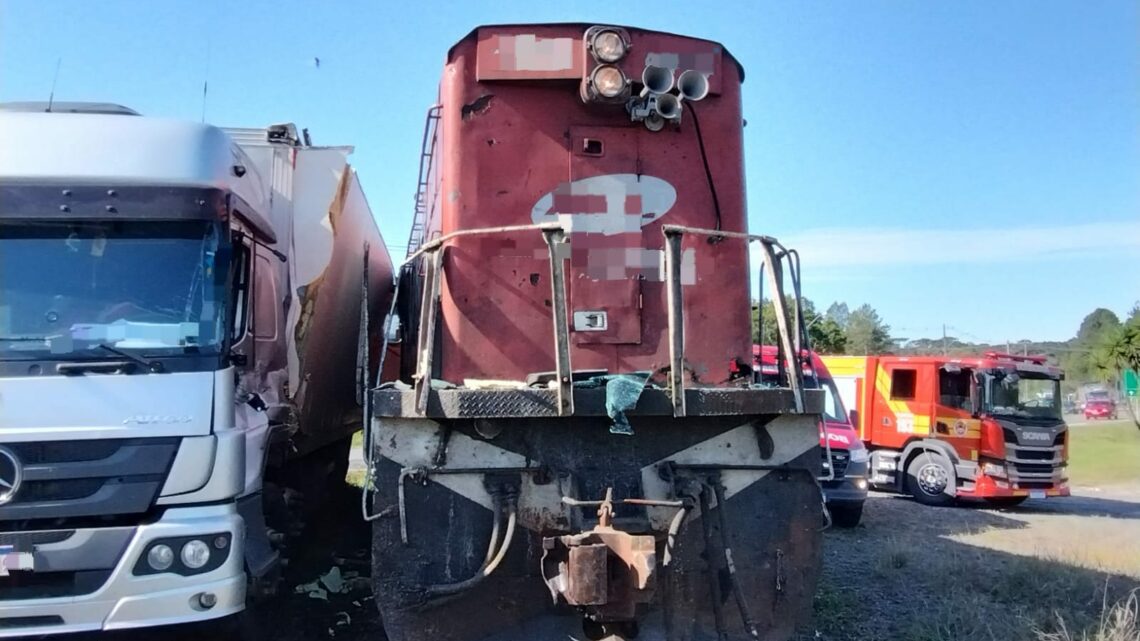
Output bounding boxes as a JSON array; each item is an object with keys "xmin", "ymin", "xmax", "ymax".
[{"xmin": 425, "ymin": 498, "xmax": 517, "ymax": 597}]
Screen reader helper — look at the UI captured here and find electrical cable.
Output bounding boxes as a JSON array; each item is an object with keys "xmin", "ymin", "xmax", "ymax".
[{"xmin": 687, "ymin": 103, "xmax": 723, "ymax": 232}]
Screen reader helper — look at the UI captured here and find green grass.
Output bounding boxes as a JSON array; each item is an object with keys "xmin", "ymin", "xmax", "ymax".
[{"xmin": 1068, "ymin": 420, "xmax": 1140, "ymax": 487}]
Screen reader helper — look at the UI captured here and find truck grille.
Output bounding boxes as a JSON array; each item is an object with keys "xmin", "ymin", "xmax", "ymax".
[
  {"xmin": 823, "ymin": 450, "xmax": 849, "ymax": 478},
  {"xmin": 0, "ymin": 570, "xmax": 113, "ymax": 600},
  {"xmin": 0, "ymin": 439, "xmax": 178, "ymax": 524}
]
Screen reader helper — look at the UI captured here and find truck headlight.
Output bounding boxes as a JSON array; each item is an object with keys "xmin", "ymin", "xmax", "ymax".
[
  {"xmin": 181, "ymin": 540, "xmax": 212, "ymax": 570},
  {"xmin": 982, "ymin": 462, "xmax": 1007, "ymax": 478},
  {"xmin": 147, "ymin": 544, "xmax": 174, "ymax": 571},
  {"xmin": 849, "ymin": 448, "xmax": 870, "ymax": 464}
]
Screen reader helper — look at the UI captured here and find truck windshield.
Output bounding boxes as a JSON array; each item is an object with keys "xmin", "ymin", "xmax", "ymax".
[
  {"xmin": 986, "ymin": 372, "xmax": 1062, "ymax": 421},
  {"xmin": 0, "ymin": 220, "xmax": 227, "ymax": 358}
]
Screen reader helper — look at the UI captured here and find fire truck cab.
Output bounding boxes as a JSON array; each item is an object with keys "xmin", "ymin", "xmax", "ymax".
[{"xmin": 822, "ymin": 353, "xmax": 1069, "ymax": 507}]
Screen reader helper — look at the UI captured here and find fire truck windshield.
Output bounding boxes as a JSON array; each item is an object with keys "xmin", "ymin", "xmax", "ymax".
[
  {"xmin": 0, "ymin": 220, "xmax": 228, "ymax": 358},
  {"xmin": 985, "ymin": 371, "xmax": 1062, "ymax": 422}
]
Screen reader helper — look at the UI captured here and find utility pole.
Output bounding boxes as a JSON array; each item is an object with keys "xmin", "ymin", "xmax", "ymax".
[{"xmin": 942, "ymin": 324, "xmax": 947, "ymax": 356}]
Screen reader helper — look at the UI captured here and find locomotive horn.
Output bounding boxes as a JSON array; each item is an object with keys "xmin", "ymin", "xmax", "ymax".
[
  {"xmin": 677, "ymin": 69, "xmax": 709, "ymax": 101},
  {"xmin": 655, "ymin": 93, "xmax": 681, "ymax": 120},
  {"xmin": 641, "ymin": 65, "xmax": 674, "ymax": 95}
]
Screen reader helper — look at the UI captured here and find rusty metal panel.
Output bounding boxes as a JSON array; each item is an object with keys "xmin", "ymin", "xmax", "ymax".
[{"xmin": 566, "ymin": 544, "xmax": 608, "ymax": 605}]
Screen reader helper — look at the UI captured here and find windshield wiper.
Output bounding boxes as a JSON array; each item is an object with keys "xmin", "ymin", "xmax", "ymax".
[
  {"xmin": 94, "ymin": 343, "xmax": 164, "ymax": 373},
  {"xmin": 0, "ymin": 335, "xmax": 51, "ymax": 343}
]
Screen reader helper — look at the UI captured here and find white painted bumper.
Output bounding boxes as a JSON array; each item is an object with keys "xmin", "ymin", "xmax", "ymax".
[{"xmin": 0, "ymin": 504, "xmax": 246, "ymax": 637}]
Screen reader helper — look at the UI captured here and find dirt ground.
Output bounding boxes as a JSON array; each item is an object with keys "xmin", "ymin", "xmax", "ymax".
[{"xmin": 66, "ymin": 483, "xmax": 1140, "ymax": 641}]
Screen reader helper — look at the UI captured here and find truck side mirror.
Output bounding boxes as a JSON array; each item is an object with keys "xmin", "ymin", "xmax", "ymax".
[{"xmin": 848, "ymin": 409, "xmax": 858, "ymax": 427}]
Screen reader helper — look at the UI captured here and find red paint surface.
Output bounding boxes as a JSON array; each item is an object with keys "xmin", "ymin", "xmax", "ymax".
[{"xmin": 421, "ymin": 25, "xmax": 751, "ymax": 383}]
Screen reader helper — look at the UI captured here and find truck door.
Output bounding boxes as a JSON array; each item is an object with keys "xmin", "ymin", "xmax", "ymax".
[
  {"xmin": 872, "ymin": 362, "xmax": 934, "ymax": 447},
  {"xmin": 566, "ymin": 126, "xmax": 642, "ymax": 346}
]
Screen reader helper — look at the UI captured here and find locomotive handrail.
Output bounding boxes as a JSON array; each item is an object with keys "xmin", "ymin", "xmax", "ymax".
[{"xmin": 660, "ymin": 224, "xmax": 806, "ymax": 414}]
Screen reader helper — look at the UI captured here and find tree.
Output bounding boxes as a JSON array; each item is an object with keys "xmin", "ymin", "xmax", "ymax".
[
  {"xmin": 750, "ymin": 297, "xmax": 847, "ymax": 354},
  {"xmin": 1127, "ymin": 301, "xmax": 1140, "ymax": 326},
  {"xmin": 812, "ymin": 317, "xmax": 848, "ymax": 354},
  {"xmin": 1077, "ymin": 308, "xmax": 1122, "ymax": 344},
  {"xmin": 825, "ymin": 302, "xmax": 850, "ymax": 330},
  {"xmin": 1095, "ymin": 320, "xmax": 1140, "ymax": 427},
  {"xmin": 845, "ymin": 304, "xmax": 892, "ymax": 354}
]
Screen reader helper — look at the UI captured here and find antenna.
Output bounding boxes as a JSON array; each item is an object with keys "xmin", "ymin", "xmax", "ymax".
[
  {"xmin": 46, "ymin": 58, "xmax": 62, "ymax": 112},
  {"xmin": 201, "ymin": 39, "xmax": 212, "ymax": 122}
]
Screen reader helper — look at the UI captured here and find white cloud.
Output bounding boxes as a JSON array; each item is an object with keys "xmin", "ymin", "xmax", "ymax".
[{"xmin": 753, "ymin": 221, "xmax": 1140, "ymax": 269}]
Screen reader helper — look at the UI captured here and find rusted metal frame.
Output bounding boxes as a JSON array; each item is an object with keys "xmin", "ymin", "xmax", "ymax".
[
  {"xmin": 758, "ymin": 241, "xmax": 804, "ymax": 412},
  {"xmin": 660, "ymin": 224, "xmax": 805, "ymax": 412},
  {"xmin": 413, "ymin": 249, "xmax": 444, "ymax": 415},
  {"xmin": 542, "ymin": 228, "xmax": 574, "ymax": 416},
  {"xmin": 402, "ymin": 222, "xmax": 563, "ymax": 268},
  {"xmin": 664, "ymin": 229, "xmax": 687, "ymax": 417}
]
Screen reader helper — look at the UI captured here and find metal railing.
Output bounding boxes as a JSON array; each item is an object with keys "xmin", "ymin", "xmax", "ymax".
[
  {"xmin": 385, "ymin": 222, "xmax": 809, "ymax": 416},
  {"xmin": 405, "ymin": 105, "xmax": 442, "ymax": 259},
  {"xmin": 361, "ymin": 222, "xmax": 810, "ymax": 522}
]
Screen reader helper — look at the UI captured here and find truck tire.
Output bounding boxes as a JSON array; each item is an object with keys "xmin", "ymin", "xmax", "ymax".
[
  {"xmin": 905, "ymin": 450, "xmax": 956, "ymax": 507},
  {"xmin": 828, "ymin": 502, "xmax": 864, "ymax": 528}
]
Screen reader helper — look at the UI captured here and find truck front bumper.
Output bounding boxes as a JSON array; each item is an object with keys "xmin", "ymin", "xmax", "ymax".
[
  {"xmin": 822, "ymin": 458, "xmax": 870, "ymax": 504},
  {"xmin": 0, "ymin": 504, "xmax": 245, "ymax": 638}
]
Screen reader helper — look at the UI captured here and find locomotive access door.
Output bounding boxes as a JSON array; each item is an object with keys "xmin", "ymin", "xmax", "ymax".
[{"xmin": 566, "ymin": 126, "xmax": 642, "ymax": 345}]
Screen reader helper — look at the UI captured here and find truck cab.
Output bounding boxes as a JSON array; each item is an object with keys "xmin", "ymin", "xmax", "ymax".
[
  {"xmin": 0, "ymin": 103, "xmax": 391, "ymax": 637},
  {"xmin": 823, "ymin": 353, "xmax": 1069, "ymax": 507},
  {"xmin": 754, "ymin": 346, "xmax": 869, "ymax": 526}
]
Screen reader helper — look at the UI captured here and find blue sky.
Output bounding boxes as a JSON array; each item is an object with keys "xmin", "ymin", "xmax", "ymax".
[{"xmin": 2, "ymin": 0, "xmax": 1136, "ymax": 342}]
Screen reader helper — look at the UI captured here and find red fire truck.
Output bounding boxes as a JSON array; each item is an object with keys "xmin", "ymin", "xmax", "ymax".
[
  {"xmin": 822, "ymin": 353, "xmax": 1069, "ymax": 507},
  {"xmin": 361, "ymin": 24, "xmax": 828, "ymax": 641}
]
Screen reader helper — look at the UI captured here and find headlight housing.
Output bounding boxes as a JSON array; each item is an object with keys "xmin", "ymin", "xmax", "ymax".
[
  {"xmin": 133, "ymin": 532, "xmax": 231, "ymax": 576},
  {"xmin": 586, "ymin": 26, "xmax": 629, "ymax": 63},
  {"xmin": 587, "ymin": 65, "xmax": 629, "ymax": 100},
  {"xmin": 849, "ymin": 447, "xmax": 870, "ymax": 464}
]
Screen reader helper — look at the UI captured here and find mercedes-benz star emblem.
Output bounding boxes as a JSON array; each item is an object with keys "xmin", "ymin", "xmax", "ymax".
[{"xmin": 0, "ymin": 446, "xmax": 22, "ymax": 506}]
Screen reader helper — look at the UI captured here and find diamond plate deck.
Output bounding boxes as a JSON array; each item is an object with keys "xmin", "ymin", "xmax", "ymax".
[{"xmin": 371, "ymin": 387, "xmax": 824, "ymax": 419}]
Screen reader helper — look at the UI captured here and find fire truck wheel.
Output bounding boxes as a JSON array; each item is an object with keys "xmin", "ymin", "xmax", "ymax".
[
  {"xmin": 905, "ymin": 450, "xmax": 956, "ymax": 507},
  {"xmin": 828, "ymin": 502, "xmax": 864, "ymax": 528}
]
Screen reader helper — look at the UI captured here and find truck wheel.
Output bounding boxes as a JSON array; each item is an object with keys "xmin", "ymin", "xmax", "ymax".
[
  {"xmin": 905, "ymin": 450, "xmax": 956, "ymax": 507},
  {"xmin": 984, "ymin": 496, "xmax": 1028, "ymax": 509},
  {"xmin": 828, "ymin": 502, "xmax": 864, "ymax": 528}
]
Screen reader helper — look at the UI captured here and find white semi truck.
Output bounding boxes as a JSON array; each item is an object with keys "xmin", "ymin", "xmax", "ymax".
[{"xmin": 0, "ymin": 102, "xmax": 393, "ymax": 636}]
